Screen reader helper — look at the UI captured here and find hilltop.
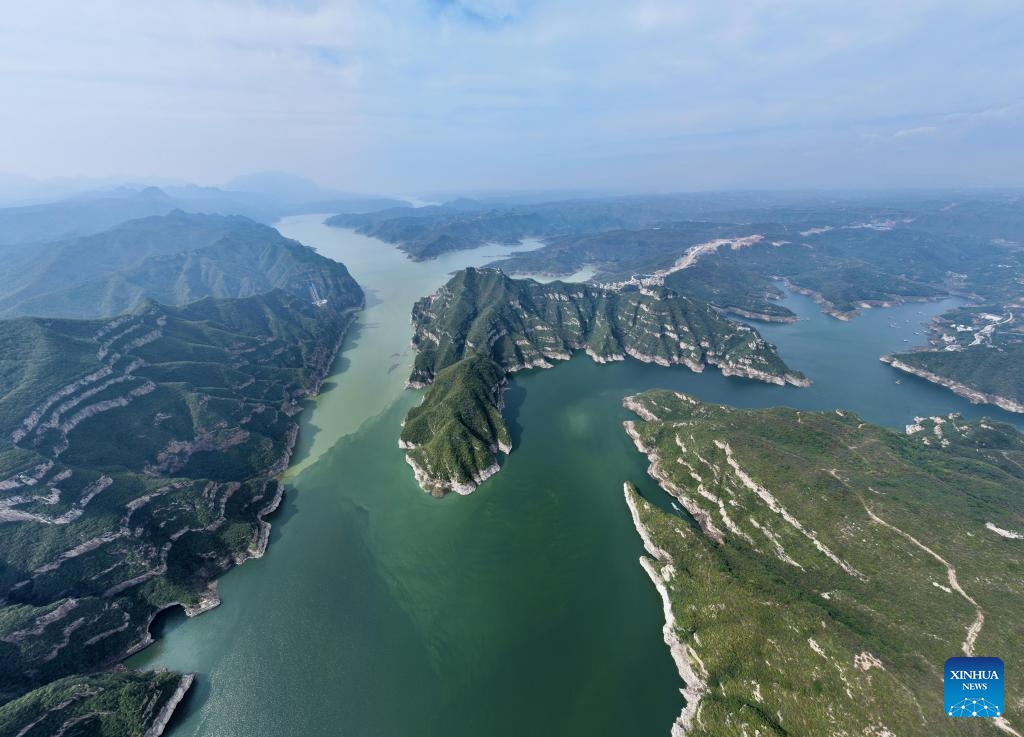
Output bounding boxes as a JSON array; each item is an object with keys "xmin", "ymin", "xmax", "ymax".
[{"xmin": 0, "ymin": 211, "xmax": 362, "ymax": 319}]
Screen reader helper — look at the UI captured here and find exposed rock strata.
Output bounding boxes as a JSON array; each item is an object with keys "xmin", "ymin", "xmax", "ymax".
[
  {"xmin": 881, "ymin": 355, "xmax": 1024, "ymax": 413},
  {"xmin": 143, "ymin": 673, "xmax": 195, "ymax": 737},
  {"xmin": 623, "ymin": 483, "xmax": 708, "ymax": 736}
]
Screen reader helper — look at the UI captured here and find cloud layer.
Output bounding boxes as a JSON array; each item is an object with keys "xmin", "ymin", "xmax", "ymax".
[{"xmin": 1, "ymin": 0, "xmax": 1022, "ymax": 193}]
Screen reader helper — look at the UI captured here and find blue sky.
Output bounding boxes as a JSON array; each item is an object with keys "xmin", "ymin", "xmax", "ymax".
[{"xmin": 0, "ymin": 0, "xmax": 1021, "ymax": 194}]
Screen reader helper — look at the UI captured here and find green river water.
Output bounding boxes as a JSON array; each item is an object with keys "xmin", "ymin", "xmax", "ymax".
[{"xmin": 128, "ymin": 214, "xmax": 1024, "ymax": 737}]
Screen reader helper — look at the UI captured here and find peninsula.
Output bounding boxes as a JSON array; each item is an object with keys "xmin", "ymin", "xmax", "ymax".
[
  {"xmin": 623, "ymin": 391, "xmax": 1023, "ymax": 736},
  {"xmin": 400, "ymin": 267, "xmax": 806, "ymax": 495}
]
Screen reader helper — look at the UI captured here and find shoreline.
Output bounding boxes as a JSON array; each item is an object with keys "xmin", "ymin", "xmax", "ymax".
[
  {"xmin": 881, "ymin": 356, "xmax": 1024, "ymax": 413},
  {"xmin": 403, "ymin": 347, "xmax": 807, "ymax": 495},
  {"xmin": 775, "ymin": 278, "xmax": 941, "ymax": 322},
  {"xmin": 143, "ymin": 673, "xmax": 195, "ymax": 737},
  {"xmin": 623, "ymin": 483, "xmax": 708, "ymax": 736},
  {"xmin": 719, "ymin": 306, "xmax": 798, "ymax": 324},
  {"xmin": 118, "ymin": 306, "xmax": 361, "ymax": 725},
  {"xmin": 621, "ymin": 399, "xmax": 725, "ymax": 544}
]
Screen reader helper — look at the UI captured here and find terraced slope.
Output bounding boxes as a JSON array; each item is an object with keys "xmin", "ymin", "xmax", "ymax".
[
  {"xmin": 622, "ymin": 391, "xmax": 1023, "ymax": 737},
  {"xmin": 334, "ymin": 192, "xmax": 1024, "ymax": 411},
  {"xmin": 0, "ymin": 278, "xmax": 361, "ymax": 731},
  {"xmin": 0, "ymin": 671, "xmax": 190, "ymax": 737},
  {"xmin": 400, "ymin": 268, "xmax": 805, "ymax": 495}
]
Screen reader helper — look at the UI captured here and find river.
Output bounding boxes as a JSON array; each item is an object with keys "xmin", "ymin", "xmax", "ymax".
[{"xmin": 128, "ymin": 214, "xmax": 1024, "ymax": 737}]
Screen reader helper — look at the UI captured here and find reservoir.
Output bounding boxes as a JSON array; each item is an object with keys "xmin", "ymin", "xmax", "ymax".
[{"xmin": 128, "ymin": 214, "xmax": 1024, "ymax": 737}]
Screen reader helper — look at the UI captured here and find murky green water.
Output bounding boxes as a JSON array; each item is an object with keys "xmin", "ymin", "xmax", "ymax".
[{"xmin": 129, "ymin": 216, "xmax": 1023, "ymax": 737}]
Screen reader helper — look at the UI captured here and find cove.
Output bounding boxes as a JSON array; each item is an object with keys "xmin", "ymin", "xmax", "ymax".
[{"xmin": 128, "ymin": 215, "xmax": 1023, "ymax": 737}]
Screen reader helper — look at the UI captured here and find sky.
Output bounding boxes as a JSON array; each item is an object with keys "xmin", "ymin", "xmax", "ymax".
[{"xmin": 1, "ymin": 0, "xmax": 1022, "ymax": 195}]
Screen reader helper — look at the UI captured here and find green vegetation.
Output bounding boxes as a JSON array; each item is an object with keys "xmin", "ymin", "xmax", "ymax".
[
  {"xmin": 401, "ymin": 354, "xmax": 510, "ymax": 496},
  {"xmin": 327, "ymin": 193, "xmax": 1023, "ymax": 314},
  {"xmin": 0, "ymin": 211, "xmax": 362, "ymax": 319},
  {"xmin": 0, "ymin": 288, "xmax": 359, "ymax": 698},
  {"xmin": 495, "ymin": 220, "xmax": 958, "ymax": 319},
  {"xmin": 0, "ymin": 212, "xmax": 363, "ymax": 734},
  {"xmin": 400, "ymin": 267, "xmax": 804, "ymax": 494},
  {"xmin": 885, "ymin": 255, "xmax": 1024, "ymax": 409},
  {"xmin": 623, "ymin": 391, "xmax": 1023, "ymax": 736},
  {"xmin": 476, "ymin": 193, "xmax": 1024, "ymax": 407},
  {"xmin": 408, "ymin": 267, "xmax": 802, "ymax": 385},
  {"xmin": 886, "ymin": 344, "xmax": 1024, "ymax": 412},
  {"xmin": 324, "ymin": 196, "xmax": 742, "ymax": 260},
  {"xmin": 0, "ymin": 671, "xmax": 188, "ymax": 737}
]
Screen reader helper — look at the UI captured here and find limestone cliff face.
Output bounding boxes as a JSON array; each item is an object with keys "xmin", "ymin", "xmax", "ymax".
[{"xmin": 409, "ymin": 267, "xmax": 803, "ymax": 387}]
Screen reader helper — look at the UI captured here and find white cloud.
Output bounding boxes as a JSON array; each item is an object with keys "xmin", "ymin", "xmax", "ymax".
[
  {"xmin": 893, "ymin": 126, "xmax": 938, "ymax": 138},
  {"xmin": 0, "ymin": 0, "xmax": 1021, "ymax": 191}
]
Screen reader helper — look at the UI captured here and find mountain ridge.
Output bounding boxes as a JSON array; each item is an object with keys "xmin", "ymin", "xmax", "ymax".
[{"xmin": 400, "ymin": 267, "xmax": 806, "ymax": 495}]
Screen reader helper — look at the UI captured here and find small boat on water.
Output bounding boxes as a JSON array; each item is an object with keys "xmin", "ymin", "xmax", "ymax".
[{"xmin": 670, "ymin": 501, "xmax": 682, "ymax": 514}]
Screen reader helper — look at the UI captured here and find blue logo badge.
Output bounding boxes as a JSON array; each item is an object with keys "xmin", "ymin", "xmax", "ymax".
[{"xmin": 945, "ymin": 657, "xmax": 1004, "ymax": 717}]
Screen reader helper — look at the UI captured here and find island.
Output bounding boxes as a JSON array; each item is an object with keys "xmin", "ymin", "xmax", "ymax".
[
  {"xmin": 622, "ymin": 391, "xmax": 1023, "ymax": 736},
  {"xmin": 399, "ymin": 267, "xmax": 807, "ymax": 495}
]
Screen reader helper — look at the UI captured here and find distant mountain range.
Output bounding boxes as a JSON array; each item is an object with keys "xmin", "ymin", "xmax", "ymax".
[
  {"xmin": 0, "ymin": 211, "xmax": 362, "ymax": 319},
  {"xmin": 0, "ymin": 174, "xmax": 408, "ymax": 246},
  {"xmin": 328, "ymin": 191, "xmax": 1024, "ymax": 412}
]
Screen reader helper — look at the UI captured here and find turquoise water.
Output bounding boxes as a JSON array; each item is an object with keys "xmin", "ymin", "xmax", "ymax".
[{"xmin": 128, "ymin": 217, "xmax": 1023, "ymax": 736}]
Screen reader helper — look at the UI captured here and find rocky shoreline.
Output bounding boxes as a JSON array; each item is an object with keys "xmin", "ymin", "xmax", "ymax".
[
  {"xmin": 118, "ymin": 307, "xmax": 359, "ymax": 728},
  {"xmin": 400, "ymin": 268, "xmax": 806, "ymax": 496},
  {"xmin": 403, "ymin": 345, "xmax": 808, "ymax": 496},
  {"xmin": 401, "ymin": 365, "xmax": 511, "ymax": 495},
  {"xmin": 881, "ymin": 356, "xmax": 1024, "ymax": 413},
  {"xmin": 404, "ymin": 453, "xmax": 502, "ymax": 496},
  {"xmin": 715, "ymin": 362, "xmax": 811, "ymax": 388},
  {"xmin": 775, "ymin": 278, "xmax": 856, "ymax": 321},
  {"xmin": 623, "ymin": 483, "xmax": 708, "ymax": 736},
  {"xmin": 776, "ymin": 278, "xmax": 941, "ymax": 322},
  {"xmin": 143, "ymin": 673, "xmax": 195, "ymax": 737},
  {"xmin": 622, "ymin": 398, "xmax": 725, "ymax": 544},
  {"xmin": 719, "ymin": 306, "xmax": 798, "ymax": 324}
]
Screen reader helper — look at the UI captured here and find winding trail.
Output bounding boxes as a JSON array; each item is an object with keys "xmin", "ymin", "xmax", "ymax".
[
  {"xmin": 858, "ymin": 503, "xmax": 1024, "ymax": 736},
  {"xmin": 860, "ymin": 502, "xmax": 983, "ymax": 656}
]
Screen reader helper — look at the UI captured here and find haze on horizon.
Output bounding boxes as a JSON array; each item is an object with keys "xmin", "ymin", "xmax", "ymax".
[{"xmin": 1, "ymin": 0, "xmax": 1022, "ymax": 197}]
